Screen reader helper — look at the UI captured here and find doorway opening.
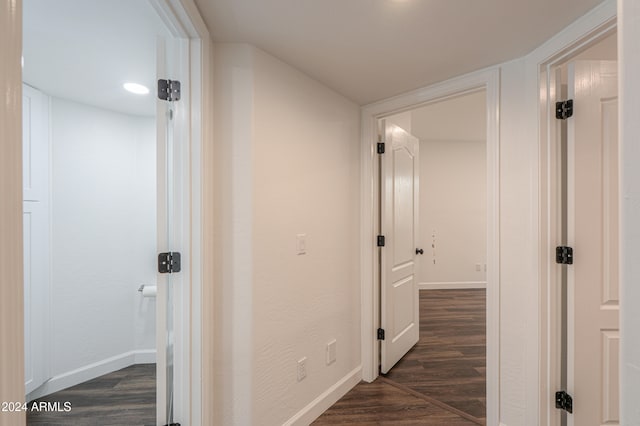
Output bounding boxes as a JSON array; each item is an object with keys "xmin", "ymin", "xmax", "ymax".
[
  {"xmin": 21, "ymin": 0, "xmax": 196, "ymax": 424},
  {"xmin": 360, "ymin": 68, "xmax": 500, "ymax": 426},
  {"xmin": 538, "ymin": 23, "xmax": 618, "ymax": 426},
  {"xmin": 376, "ymin": 91, "xmax": 487, "ymax": 424}
]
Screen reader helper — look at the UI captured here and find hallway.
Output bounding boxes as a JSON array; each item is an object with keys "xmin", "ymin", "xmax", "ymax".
[{"xmin": 314, "ymin": 289, "xmax": 485, "ymax": 425}]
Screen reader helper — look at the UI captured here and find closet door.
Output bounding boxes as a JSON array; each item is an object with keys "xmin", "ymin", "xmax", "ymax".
[{"xmin": 23, "ymin": 84, "xmax": 50, "ymax": 395}]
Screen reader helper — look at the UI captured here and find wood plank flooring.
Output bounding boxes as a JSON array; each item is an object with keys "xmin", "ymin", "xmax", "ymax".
[
  {"xmin": 27, "ymin": 364, "xmax": 155, "ymax": 425},
  {"xmin": 312, "ymin": 380, "xmax": 478, "ymax": 426},
  {"xmin": 25, "ymin": 290, "xmax": 484, "ymax": 425},
  {"xmin": 314, "ymin": 289, "xmax": 486, "ymax": 425}
]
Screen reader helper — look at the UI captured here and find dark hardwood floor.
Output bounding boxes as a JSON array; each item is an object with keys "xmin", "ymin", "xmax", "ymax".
[
  {"xmin": 314, "ymin": 289, "xmax": 486, "ymax": 425},
  {"xmin": 312, "ymin": 379, "xmax": 478, "ymax": 426},
  {"xmin": 27, "ymin": 364, "xmax": 155, "ymax": 425},
  {"xmin": 25, "ymin": 290, "xmax": 484, "ymax": 425}
]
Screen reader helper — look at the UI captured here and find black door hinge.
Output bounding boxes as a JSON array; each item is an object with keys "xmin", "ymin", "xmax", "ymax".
[
  {"xmin": 377, "ymin": 328, "xmax": 385, "ymax": 340},
  {"xmin": 158, "ymin": 79, "xmax": 181, "ymax": 102},
  {"xmin": 555, "ymin": 390, "xmax": 573, "ymax": 413},
  {"xmin": 377, "ymin": 235, "xmax": 386, "ymax": 247},
  {"xmin": 556, "ymin": 100, "xmax": 573, "ymax": 120},
  {"xmin": 377, "ymin": 142, "xmax": 385, "ymax": 154},
  {"xmin": 556, "ymin": 246, "xmax": 573, "ymax": 265},
  {"xmin": 158, "ymin": 252, "xmax": 181, "ymax": 273}
]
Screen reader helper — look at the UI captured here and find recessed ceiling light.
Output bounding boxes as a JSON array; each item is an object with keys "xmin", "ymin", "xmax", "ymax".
[{"xmin": 123, "ymin": 82, "xmax": 149, "ymax": 95}]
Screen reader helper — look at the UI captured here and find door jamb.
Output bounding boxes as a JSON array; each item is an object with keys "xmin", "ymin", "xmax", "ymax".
[
  {"xmin": 536, "ymin": 17, "xmax": 617, "ymax": 426},
  {"xmin": 146, "ymin": 1, "xmax": 212, "ymax": 424},
  {"xmin": 360, "ymin": 67, "xmax": 500, "ymax": 426}
]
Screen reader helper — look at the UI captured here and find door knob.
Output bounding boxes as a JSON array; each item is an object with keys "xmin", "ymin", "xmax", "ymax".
[{"xmin": 415, "ymin": 248, "xmax": 424, "ymax": 255}]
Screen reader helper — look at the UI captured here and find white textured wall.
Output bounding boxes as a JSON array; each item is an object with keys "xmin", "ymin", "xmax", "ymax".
[
  {"xmin": 619, "ymin": 0, "xmax": 640, "ymax": 423},
  {"xmin": 213, "ymin": 43, "xmax": 361, "ymax": 426},
  {"xmin": 0, "ymin": 0, "xmax": 26, "ymax": 423},
  {"xmin": 411, "ymin": 91, "xmax": 487, "ymax": 142},
  {"xmin": 386, "ymin": 111, "xmax": 411, "ymax": 134},
  {"xmin": 419, "ymin": 139, "xmax": 486, "ymax": 284},
  {"xmin": 49, "ymin": 98, "xmax": 156, "ymax": 379}
]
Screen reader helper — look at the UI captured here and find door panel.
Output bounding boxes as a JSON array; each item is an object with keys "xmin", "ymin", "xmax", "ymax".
[
  {"xmin": 567, "ymin": 60, "xmax": 619, "ymax": 426},
  {"xmin": 381, "ymin": 123, "xmax": 419, "ymax": 374},
  {"xmin": 22, "ymin": 84, "xmax": 50, "ymax": 395}
]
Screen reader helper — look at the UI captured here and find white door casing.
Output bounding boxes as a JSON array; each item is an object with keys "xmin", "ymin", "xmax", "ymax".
[
  {"xmin": 361, "ymin": 69, "xmax": 500, "ymax": 426},
  {"xmin": 149, "ymin": 0, "xmax": 209, "ymax": 421},
  {"xmin": 567, "ymin": 60, "xmax": 619, "ymax": 425},
  {"xmin": 380, "ymin": 122, "xmax": 420, "ymax": 374},
  {"xmin": 22, "ymin": 84, "xmax": 50, "ymax": 395}
]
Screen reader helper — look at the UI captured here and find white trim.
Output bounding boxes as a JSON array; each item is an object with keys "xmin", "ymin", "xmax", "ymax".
[
  {"xmin": 283, "ymin": 366, "xmax": 362, "ymax": 426},
  {"xmin": 360, "ymin": 66, "xmax": 500, "ymax": 426},
  {"xmin": 525, "ymin": 0, "xmax": 616, "ymax": 67},
  {"xmin": 533, "ymin": 2, "xmax": 617, "ymax": 425},
  {"xmin": 134, "ymin": 349, "xmax": 158, "ymax": 364},
  {"xmin": 418, "ymin": 282, "xmax": 487, "ymax": 290},
  {"xmin": 148, "ymin": 1, "xmax": 209, "ymax": 424},
  {"xmin": 26, "ymin": 350, "xmax": 157, "ymax": 402}
]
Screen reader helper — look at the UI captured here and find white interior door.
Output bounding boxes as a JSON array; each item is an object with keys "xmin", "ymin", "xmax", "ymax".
[
  {"xmin": 567, "ymin": 60, "xmax": 619, "ymax": 426},
  {"xmin": 380, "ymin": 122, "xmax": 420, "ymax": 374},
  {"xmin": 22, "ymin": 84, "xmax": 50, "ymax": 395}
]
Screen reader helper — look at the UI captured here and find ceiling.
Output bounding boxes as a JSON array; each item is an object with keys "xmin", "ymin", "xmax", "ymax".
[
  {"xmin": 195, "ymin": 0, "xmax": 606, "ymax": 104},
  {"xmin": 23, "ymin": 0, "xmax": 169, "ymax": 117},
  {"xmin": 22, "ymin": 0, "xmax": 608, "ymax": 116}
]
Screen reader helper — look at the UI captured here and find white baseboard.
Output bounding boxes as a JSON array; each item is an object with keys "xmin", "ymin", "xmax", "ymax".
[
  {"xmin": 418, "ymin": 281, "xmax": 487, "ymax": 290},
  {"xmin": 27, "ymin": 349, "xmax": 156, "ymax": 401},
  {"xmin": 134, "ymin": 349, "xmax": 157, "ymax": 364},
  {"xmin": 284, "ymin": 366, "xmax": 362, "ymax": 426}
]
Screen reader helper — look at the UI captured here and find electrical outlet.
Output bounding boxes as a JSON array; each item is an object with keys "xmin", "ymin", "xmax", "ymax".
[
  {"xmin": 475, "ymin": 263, "xmax": 481, "ymax": 271},
  {"xmin": 297, "ymin": 357, "xmax": 307, "ymax": 381},
  {"xmin": 326, "ymin": 339, "xmax": 337, "ymax": 365}
]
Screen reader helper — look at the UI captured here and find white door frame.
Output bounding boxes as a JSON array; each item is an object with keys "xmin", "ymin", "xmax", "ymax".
[
  {"xmin": 535, "ymin": 10, "xmax": 616, "ymax": 426},
  {"xmin": 360, "ymin": 67, "xmax": 500, "ymax": 426},
  {"xmin": 149, "ymin": 1, "xmax": 211, "ymax": 424},
  {"xmin": 12, "ymin": 0, "xmax": 210, "ymax": 423}
]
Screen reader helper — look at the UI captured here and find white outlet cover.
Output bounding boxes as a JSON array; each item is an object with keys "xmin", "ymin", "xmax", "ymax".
[
  {"xmin": 296, "ymin": 234, "xmax": 307, "ymax": 255},
  {"xmin": 297, "ymin": 357, "xmax": 307, "ymax": 381},
  {"xmin": 327, "ymin": 339, "xmax": 337, "ymax": 365}
]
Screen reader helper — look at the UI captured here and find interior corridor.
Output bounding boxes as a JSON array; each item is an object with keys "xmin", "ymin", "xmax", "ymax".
[{"xmin": 314, "ymin": 289, "xmax": 486, "ymax": 425}]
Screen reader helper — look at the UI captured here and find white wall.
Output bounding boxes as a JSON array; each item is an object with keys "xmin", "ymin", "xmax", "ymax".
[
  {"xmin": 386, "ymin": 111, "xmax": 411, "ymax": 134},
  {"xmin": 411, "ymin": 91, "xmax": 487, "ymax": 142},
  {"xmin": 214, "ymin": 43, "xmax": 361, "ymax": 426},
  {"xmin": 419, "ymin": 139, "xmax": 486, "ymax": 285},
  {"xmin": 28, "ymin": 97, "xmax": 157, "ymax": 399},
  {"xmin": 0, "ymin": 1, "xmax": 26, "ymax": 422}
]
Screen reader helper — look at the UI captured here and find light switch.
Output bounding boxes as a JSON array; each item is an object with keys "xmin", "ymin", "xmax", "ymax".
[{"xmin": 296, "ymin": 234, "xmax": 306, "ymax": 255}]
